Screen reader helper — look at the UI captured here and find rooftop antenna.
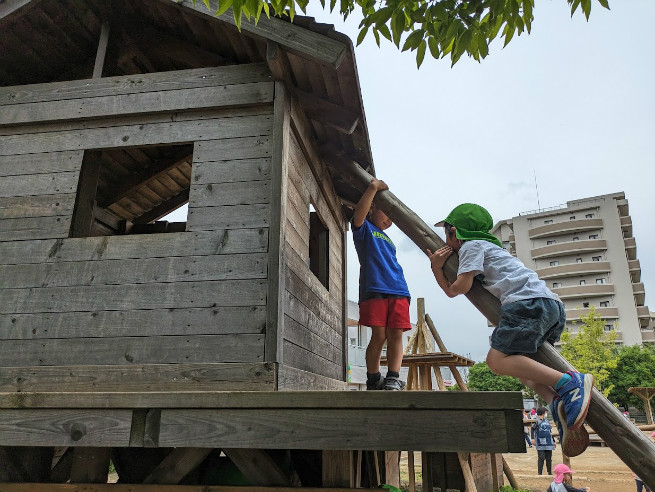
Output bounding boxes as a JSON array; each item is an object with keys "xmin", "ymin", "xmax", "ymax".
[{"xmin": 534, "ymin": 169, "xmax": 541, "ymax": 211}]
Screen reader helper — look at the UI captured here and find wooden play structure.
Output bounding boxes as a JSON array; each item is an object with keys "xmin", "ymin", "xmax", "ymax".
[
  {"xmin": 0, "ymin": 0, "xmax": 522, "ymax": 489},
  {"xmin": 629, "ymin": 387, "xmax": 655, "ymax": 425}
]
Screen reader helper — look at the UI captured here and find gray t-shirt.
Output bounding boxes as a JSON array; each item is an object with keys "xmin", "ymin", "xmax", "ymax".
[{"xmin": 457, "ymin": 240, "xmax": 559, "ymax": 305}]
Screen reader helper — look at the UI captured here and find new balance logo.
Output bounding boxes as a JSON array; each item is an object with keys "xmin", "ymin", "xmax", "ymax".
[{"xmin": 570, "ymin": 388, "xmax": 581, "ymax": 402}]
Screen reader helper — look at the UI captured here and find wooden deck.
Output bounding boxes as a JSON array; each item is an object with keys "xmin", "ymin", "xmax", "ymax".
[{"xmin": 0, "ymin": 390, "xmax": 525, "ymax": 452}]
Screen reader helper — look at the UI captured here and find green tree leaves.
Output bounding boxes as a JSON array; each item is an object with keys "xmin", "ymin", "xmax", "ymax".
[
  {"xmin": 193, "ymin": 0, "xmax": 611, "ymax": 66},
  {"xmin": 467, "ymin": 361, "xmax": 534, "ymax": 396},
  {"xmin": 560, "ymin": 307, "xmax": 618, "ymax": 397},
  {"xmin": 606, "ymin": 345, "xmax": 655, "ymax": 411}
]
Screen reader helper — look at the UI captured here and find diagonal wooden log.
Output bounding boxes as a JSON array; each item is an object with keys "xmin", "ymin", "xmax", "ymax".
[{"xmin": 325, "ymin": 148, "xmax": 655, "ymax": 487}]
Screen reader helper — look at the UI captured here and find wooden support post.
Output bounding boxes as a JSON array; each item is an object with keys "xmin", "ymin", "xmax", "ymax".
[
  {"xmin": 69, "ymin": 448, "xmax": 110, "ymax": 484},
  {"xmin": 502, "ymin": 456, "xmax": 519, "ymax": 490},
  {"xmin": 93, "ymin": 20, "xmax": 110, "ymax": 78},
  {"xmin": 490, "ymin": 453, "xmax": 500, "ymax": 492},
  {"xmin": 223, "ymin": 449, "xmax": 292, "ymax": 486},
  {"xmin": 69, "ymin": 151, "xmax": 101, "ymax": 238},
  {"xmin": 143, "ymin": 448, "xmax": 212, "ymax": 484},
  {"xmin": 322, "ymin": 450, "xmax": 353, "ymax": 488},
  {"xmin": 325, "ymin": 150, "xmax": 655, "ymax": 485},
  {"xmin": 457, "ymin": 453, "xmax": 477, "ymax": 492},
  {"xmin": 407, "ymin": 451, "xmax": 415, "ymax": 492}
]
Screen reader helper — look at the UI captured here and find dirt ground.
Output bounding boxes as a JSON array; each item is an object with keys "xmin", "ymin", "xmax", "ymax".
[{"xmin": 503, "ymin": 444, "xmax": 635, "ymax": 492}]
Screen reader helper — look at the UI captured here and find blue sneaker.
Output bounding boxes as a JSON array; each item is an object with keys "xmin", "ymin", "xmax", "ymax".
[
  {"xmin": 556, "ymin": 371, "xmax": 593, "ymax": 430},
  {"xmin": 555, "ymin": 397, "xmax": 590, "ymax": 457}
]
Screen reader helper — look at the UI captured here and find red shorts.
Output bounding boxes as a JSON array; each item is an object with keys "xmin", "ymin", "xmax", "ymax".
[{"xmin": 359, "ymin": 297, "xmax": 411, "ymax": 331}]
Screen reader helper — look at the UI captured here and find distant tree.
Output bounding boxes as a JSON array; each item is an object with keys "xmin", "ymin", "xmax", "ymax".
[
  {"xmin": 467, "ymin": 361, "xmax": 534, "ymax": 397},
  {"xmin": 194, "ymin": 0, "xmax": 611, "ymax": 67},
  {"xmin": 606, "ymin": 344, "xmax": 655, "ymax": 411},
  {"xmin": 560, "ymin": 307, "xmax": 617, "ymax": 397}
]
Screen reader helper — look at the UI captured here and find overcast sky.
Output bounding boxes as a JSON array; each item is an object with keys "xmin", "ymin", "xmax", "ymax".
[{"xmin": 304, "ymin": 0, "xmax": 655, "ymax": 361}]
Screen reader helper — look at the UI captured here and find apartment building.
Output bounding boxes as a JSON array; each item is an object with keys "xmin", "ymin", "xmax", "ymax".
[{"xmin": 492, "ymin": 192, "xmax": 653, "ymax": 346}]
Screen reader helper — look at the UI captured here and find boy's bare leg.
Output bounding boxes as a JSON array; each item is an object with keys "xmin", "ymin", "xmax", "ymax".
[
  {"xmin": 521, "ymin": 378, "xmax": 558, "ymax": 403},
  {"xmin": 487, "ymin": 348, "xmax": 563, "ymax": 401},
  {"xmin": 385, "ymin": 328, "xmax": 404, "ymax": 374},
  {"xmin": 366, "ymin": 326, "xmax": 387, "ymax": 374}
]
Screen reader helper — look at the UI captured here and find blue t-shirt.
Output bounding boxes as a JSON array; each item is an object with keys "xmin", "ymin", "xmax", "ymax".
[{"xmin": 352, "ymin": 219, "xmax": 410, "ymax": 302}]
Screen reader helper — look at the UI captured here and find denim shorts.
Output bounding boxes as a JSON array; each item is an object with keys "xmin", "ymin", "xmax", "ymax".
[{"xmin": 491, "ymin": 297, "xmax": 566, "ymax": 355}]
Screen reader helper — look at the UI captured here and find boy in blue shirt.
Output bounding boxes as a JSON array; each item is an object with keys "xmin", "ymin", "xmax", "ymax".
[
  {"xmin": 353, "ymin": 178, "xmax": 411, "ymax": 391},
  {"xmin": 426, "ymin": 203, "xmax": 592, "ymax": 456}
]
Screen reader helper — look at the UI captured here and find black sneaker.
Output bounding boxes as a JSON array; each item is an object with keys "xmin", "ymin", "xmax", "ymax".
[
  {"xmin": 366, "ymin": 377, "xmax": 386, "ymax": 390},
  {"xmin": 384, "ymin": 376, "xmax": 406, "ymax": 391}
]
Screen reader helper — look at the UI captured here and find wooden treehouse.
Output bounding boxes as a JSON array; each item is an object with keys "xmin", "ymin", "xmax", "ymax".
[{"xmin": 0, "ymin": 0, "xmax": 524, "ymax": 489}]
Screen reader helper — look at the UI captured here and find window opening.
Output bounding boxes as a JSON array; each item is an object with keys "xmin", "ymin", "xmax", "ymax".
[
  {"xmin": 309, "ymin": 203, "xmax": 329, "ymax": 290},
  {"xmin": 71, "ymin": 144, "xmax": 193, "ymax": 237}
]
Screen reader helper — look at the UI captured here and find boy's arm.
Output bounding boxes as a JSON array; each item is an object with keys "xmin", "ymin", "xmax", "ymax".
[
  {"xmin": 426, "ymin": 247, "xmax": 475, "ymax": 298},
  {"xmin": 353, "ymin": 178, "xmax": 388, "ymax": 228}
]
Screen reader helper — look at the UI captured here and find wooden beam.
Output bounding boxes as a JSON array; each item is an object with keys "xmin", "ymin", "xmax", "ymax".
[
  {"xmin": 266, "ymin": 41, "xmax": 296, "ymax": 88},
  {"xmin": 99, "ymin": 148, "xmax": 192, "ymax": 207},
  {"xmin": 0, "ymin": 0, "xmax": 39, "ymax": 22},
  {"xmin": 223, "ymin": 449, "xmax": 292, "ymax": 486},
  {"xmin": 0, "ymin": 485, "xmax": 383, "ymax": 492},
  {"xmin": 323, "ymin": 148, "xmax": 655, "ymax": 485},
  {"xmin": 160, "ymin": 0, "xmax": 348, "ymax": 68},
  {"xmin": 132, "ymin": 189, "xmax": 189, "ymax": 225},
  {"xmin": 0, "ymin": 390, "xmax": 522, "ymax": 410},
  {"xmin": 143, "ymin": 448, "xmax": 213, "ymax": 484},
  {"xmin": 69, "ymin": 151, "xmax": 101, "ymax": 238},
  {"xmin": 322, "ymin": 450, "xmax": 353, "ymax": 488},
  {"xmin": 93, "ymin": 21, "xmax": 110, "ymax": 79},
  {"xmin": 293, "ymin": 87, "xmax": 360, "ymax": 135}
]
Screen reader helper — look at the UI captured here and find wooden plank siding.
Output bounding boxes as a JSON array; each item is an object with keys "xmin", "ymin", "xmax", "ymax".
[
  {"xmin": 280, "ymin": 102, "xmax": 347, "ymax": 382},
  {"xmin": 0, "ymin": 66, "xmax": 279, "ymax": 380}
]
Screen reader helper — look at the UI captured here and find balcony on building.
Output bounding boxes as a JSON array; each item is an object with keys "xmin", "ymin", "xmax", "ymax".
[
  {"xmin": 629, "ymin": 259, "xmax": 641, "ymax": 283},
  {"xmin": 537, "ymin": 261, "xmax": 611, "ymax": 279},
  {"xmin": 633, "ymin": 282, "xmax": 646, "ymax": 306},
  {"xmin": 551, "ymin": 283, "xmax": 614, "ymax": 300},
  {"xmin": 642, "ymin": 329, "xmax": 655, "ymax": 344},
  {"xmin": 529, "ymin": 218, "xmax": 603, "ymax": 239},
  {"xmin": 624, "ymin": 237, "xmax": 637, "ymax": 260},
  {"xmin": 565, "ymin": 307, "xmax": 618, "ymax": 322},
  {"xmin": 637, "ymin": 306, "xmax": 651, "ymax": 328},
  {"xmin": 621, "ymin": 215, "xmax": 633, "ymax": 237},
  {"xmin": 532, "ymin": 239, "xmax": 607, "ymax": 259},
  {"xmin": 616, "ymin": 198, "xmax": 629, "ymax": 217}
]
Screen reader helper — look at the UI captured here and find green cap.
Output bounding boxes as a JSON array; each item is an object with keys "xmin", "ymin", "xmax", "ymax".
[{"xmin": 434, "ymin": 203, "xmax": 503, "ymax": 248}]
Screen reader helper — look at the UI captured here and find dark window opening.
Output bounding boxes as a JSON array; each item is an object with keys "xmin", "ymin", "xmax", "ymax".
[
  {"xmin": 309, "ymin": 205, "xmax": 329, "ymax": 290},
  {"xmin": 70, "ymin": 144, "xmax": 193, "ymax": 237}
]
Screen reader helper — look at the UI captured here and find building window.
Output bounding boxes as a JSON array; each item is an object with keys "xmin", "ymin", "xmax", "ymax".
[
  {"xmin": 570, "ymin": 216, "xmax": 576, "ymax": 220},
  {"xmin": 600, "ymin": 301, "xmax": 609, "ymax": 307},
  {"xmin": 572, "ymin": 237, "xmax": 579, "ymax": 241},
  {"xmin": 309, "ymin": 205, "xmax": 329, "ymax": 290},
  {"xmin": 596, "ymin": 278, "xmax": 606, "ymax": 284},
  {"xmin": 604, "ymin": 324, "xmax": 613, "ymax": 332},
  {"xmin": 585, "ymin": 213, "xmax": 594, "ymax": 219},
  {"xmin": 544, "ymin": 219, "xmax": 553, "ymax": 224},
  {"xmin": 579, "ymin": 280, "xmax": 586, "ymax": 285},
  {"xmin": 589, "ymin": 234, "xmax": 598, "ymax": 239},
  {"xmin": 553, "ymin": 282, "xmax": 562, "ymax": 288},
  {"xmin": 583, "ymin": 302, "xmax": 590, "ymax": 308},
  {"xmin": 550, "ymin": 260, "xmax": 559, "ymax": 266},
  {"xmin": 592, "ymin": 256, "xmax": 601, "ymax": 262},
  {"xmin": 547, "ymin": 240, "xmax": 556, "ymax": 245},
  {"xmin": 576, "ymin": 258, "xmax": 583, "ymax": 263}
]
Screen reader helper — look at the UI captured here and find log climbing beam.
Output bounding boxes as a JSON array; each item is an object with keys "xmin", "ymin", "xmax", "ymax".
[{"xmin": 324, "ymin": 148, "xmax": 655, "ymax": 486}]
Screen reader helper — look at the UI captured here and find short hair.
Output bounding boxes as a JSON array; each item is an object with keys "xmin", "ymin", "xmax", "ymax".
[{"xmin": 536, "ymin": 406, "xmax": 547, "ymax": 416}]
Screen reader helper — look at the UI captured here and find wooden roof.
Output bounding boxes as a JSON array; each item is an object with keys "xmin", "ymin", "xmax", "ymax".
[{"xmin": 0, "ymin": 0, "xmax": 375, "ymax": 222}]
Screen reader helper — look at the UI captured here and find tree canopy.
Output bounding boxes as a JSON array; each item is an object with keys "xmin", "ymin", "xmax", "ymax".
[
  {"xmin": 559, "ymin": 307, "xmax": 617, "ymax": 397},
  {"xmin": 196, "ymin": 0, "xmax": 611, "ymax": 66},
  {"xmin": 607, "ymin": 345, "xmax": 655, "ymax": 411},
  {"xmin": 467, "ymin": 361, "xmax": 534, "ymax": 397}
]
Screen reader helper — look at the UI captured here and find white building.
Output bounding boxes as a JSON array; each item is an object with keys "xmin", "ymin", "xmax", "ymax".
[{"xmin": 492, "ymin": 192, "xmax": 653, "ymax": 346}]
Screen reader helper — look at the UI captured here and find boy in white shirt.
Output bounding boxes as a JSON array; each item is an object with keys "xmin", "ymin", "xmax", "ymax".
[{"xmin": 426, "ymin": 203, "xmax": 592, "ymax": 457}]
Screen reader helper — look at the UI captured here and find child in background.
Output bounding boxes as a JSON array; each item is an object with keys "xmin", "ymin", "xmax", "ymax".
[
  {"xmin": 548, "ymin": 464, "xmax": 590, "ymax": 492},
  {"xmin": 532, "ymin": 406, "xmax": 556, "ymax": 475},
  {"xmin": 352, "ymin": 178, "xmax": 411, "ymax": 391},
  {"xmin": 426, "ymin": 203, "xmax": 593, "ymax": 456}
]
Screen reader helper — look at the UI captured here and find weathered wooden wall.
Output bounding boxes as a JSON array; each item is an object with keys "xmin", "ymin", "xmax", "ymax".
[
  {"xmin": 279, "ymin": 97, "xmax": 347, "ymax": 384},
  {"xmin": 0, "ymin": 64, "xmax": 278, "ymax": 380}
]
